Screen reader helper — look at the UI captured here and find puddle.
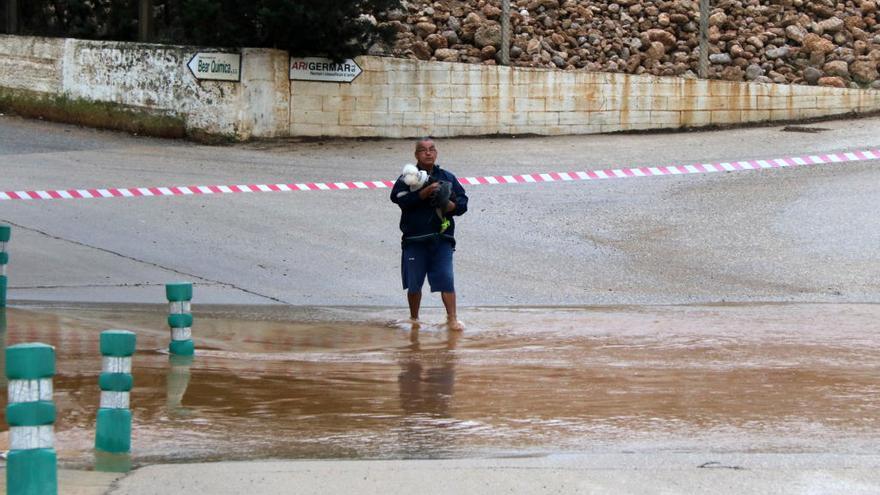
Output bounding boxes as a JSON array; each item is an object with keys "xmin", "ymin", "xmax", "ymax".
[{"xmin": 0, "ymin": 303, "xmax": 878, "ymax": 469}]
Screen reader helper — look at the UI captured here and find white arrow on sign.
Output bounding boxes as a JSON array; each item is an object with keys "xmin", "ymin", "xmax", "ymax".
[
  {"xmin": 290, "ymin": 57, "xmax": 363, "ymax": 83},
  {"xmin": 187, "ymin": 52, "xmax": 242, "ymax": 82}
]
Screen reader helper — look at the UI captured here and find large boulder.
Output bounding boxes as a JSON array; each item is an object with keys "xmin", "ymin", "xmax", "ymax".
[
  {"xmin": 824, "ymin": 60, "xmax": 850, "ymax": 79},
  {"xmin": 802, "ymin": 34, "xmax": 835, "ymax": 55},
  {"xmin": 527, "ymin": 0, "xmax": 559, "ymax": 9},
  {"xmin": 526, "ymin": 38, "xmax": 542, "ymax": 55},
  {"xmin": 850, "ymin": 60, "xmax": 879, "ymax": 84},
  {"xmin": 644, "ymin": 28, "xmax": 677, "ymax": 48},
  {"xmin": 411, "ymin": 41, "xmax": 432, "ymax": 60},
  {"xmin": 809, "ymin": 3, "xmax": 837, "ymax": 18},
  {"xmin": 426, "ymin": 33, "xmax": 447, "ymax": 50},
  {"xmin": 785, "ymin": 25, "xmax": 807, "ymax": 44},
  {"xmin": 817, "ymin": 17, "xmax": 845, "ymax": 34},
  {"xmin": 474, "ymin": 24, "xmax": 502, "ymax": 49},
  {"xmin": 746, "ymin": 36, "xmax": 764, "ymax": 49},
  {"xmin": 766, "ymin": 46, "xmax": 792, "ymax": 59},
  {"xmin": 442, "ymin": 30, "xmax": 459, "ymax": 46},
  {"xmin": 745, "ymin": 64, "xmax": 765, "ymax": 80},
  {"xmin": 818, "ymin": 76, "xmax": 846, "ymax": 87},
  {"xmin": 482, "ymin": 4, "xmax": 501, "ymax": 19},
  {"xmin": 709, "ymin": 53, "xmax": 732, "ymax": 64},
  {"xmin": 434, "ymin": 48, "xmax": 460, "ymax": 61},
  {"xmin": 645, "ymin": 41, "xmax": 667, "ymax": 61},
  {"xmin": 414, "ymin": 22, "xmax": 437, "ymax": 38},
  {"xmin": 803, "ymin": 66, "xmax": 824, "ymax": 84},
  {"xmin": 721, "ymin": 66, "xmax": 744, "ymax": 81},
  {"xmin": 459, "ymin": 12, "xmax": 483, "ymax": 42},
  {"xmin": 708, "ymin": 11, "xmax": 727, "ymax": 27}
]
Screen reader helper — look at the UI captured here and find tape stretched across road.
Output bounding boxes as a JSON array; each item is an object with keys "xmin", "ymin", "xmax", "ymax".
[{"xmin": 2, "ymin": 148, "xmax": 879, "ymax": 202}]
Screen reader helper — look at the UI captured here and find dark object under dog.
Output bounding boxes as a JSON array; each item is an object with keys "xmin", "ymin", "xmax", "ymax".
[{"xmin": 430, "ymin": 180, "xmax": 453, "ymax": 209}]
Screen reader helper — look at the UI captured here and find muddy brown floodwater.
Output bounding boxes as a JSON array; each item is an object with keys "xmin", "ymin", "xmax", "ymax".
[{"xmin": 0, "ymin": 303, "xmax": 878, "ymax": 470}]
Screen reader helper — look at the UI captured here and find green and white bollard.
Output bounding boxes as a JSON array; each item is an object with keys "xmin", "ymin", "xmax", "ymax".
[
  {"xmin": 1, "ymin": 224, "xmax": 10, "ymax": 307},
  {"xmin": 6, "ymin": 343, "xmax": 57, "ymax": 495},
  {"xmin": 0, "ymin": 308, "xmax": 7, "ymax": 389},
  {"xmin": 95, "ymin": 330, "xmax": 136, "ymax": 453},
  {"xmin": 166, "ymin": 283, "xmax": 194, "ymax": 356}
]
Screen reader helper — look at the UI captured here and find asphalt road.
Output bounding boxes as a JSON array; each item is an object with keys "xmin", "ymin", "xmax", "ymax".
[
  {"xmin": 2, "ymin": 114, "xmax": 880, "ymax": 494},
  {"xmin": 1, "ymin": 114, "xmax": 879, "ymax": 307}
]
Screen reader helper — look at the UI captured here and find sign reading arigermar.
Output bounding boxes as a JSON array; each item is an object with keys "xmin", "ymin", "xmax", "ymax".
[
  {"xmin": 187, "ymin": 52, "xmax": 241, "ymax": 82},
  {"xmin": 289, "ymin": 57, "xmax": 362, "ymax": 83}
]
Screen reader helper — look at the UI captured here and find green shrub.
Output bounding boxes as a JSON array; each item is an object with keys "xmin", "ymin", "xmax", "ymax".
[{"xmin": 5, "ymin": 0, "xmax": 400, "ymax": 59}]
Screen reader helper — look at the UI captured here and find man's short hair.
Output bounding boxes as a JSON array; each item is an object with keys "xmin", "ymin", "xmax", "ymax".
[{"xmin": 415, "ymin": 136, "xmax": 434, "ymax": 148}]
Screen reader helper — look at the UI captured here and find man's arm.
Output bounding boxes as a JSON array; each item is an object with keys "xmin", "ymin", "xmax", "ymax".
[
  {"xmin": 391, "ymin": 179, "xmax": 420, "ymax": 209},
  {"xmin": 447, "ymin": 177, "xmax": 468, "ymax": 216},
  {"xmin": 391, "ymin": 179, "xmax": 440, "ymax": 209}
]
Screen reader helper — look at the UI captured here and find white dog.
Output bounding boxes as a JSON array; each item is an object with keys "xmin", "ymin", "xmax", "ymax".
[{"xmin": 397, "ymin": 163, "xmax": 428, "ymax": 197}]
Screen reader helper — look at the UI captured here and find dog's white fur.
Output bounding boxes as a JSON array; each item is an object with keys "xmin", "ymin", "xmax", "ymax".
[{"xmin": 399, "ymin": 163, "xmax": 428, "ymax": 195}]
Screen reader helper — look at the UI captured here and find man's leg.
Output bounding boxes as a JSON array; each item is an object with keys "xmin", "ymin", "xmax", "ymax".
[
  {"xmin": 441, "ymin": 292, "xmax": 463, "ymax": 331},
  {"xmin": 403, "ymin": 242, "xmax": 427, "ymax": 322},
  {"xmin": 407, "ymin": 291, "xmax": 422, "ymax": 320},
  {"xmin": 428, "ymin": 241, "xmax": 462, "ymax": 330}
]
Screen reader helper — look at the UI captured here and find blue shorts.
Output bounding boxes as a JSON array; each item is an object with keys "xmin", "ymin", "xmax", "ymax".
[{"xmin": 401, "ymin": 240, "xmax": 455, "ymax": 293}]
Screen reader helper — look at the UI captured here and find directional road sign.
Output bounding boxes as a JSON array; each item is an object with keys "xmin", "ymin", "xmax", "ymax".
[
  {"xmin": 187, "ymin": 52, "xmax": 242, "ymax": 82},
  {"xmin": 289, "ymin": 57, "xmax": 362, "ymax": 83}
]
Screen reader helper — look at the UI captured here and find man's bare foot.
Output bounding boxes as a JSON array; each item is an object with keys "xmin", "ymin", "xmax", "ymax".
[
  {"xmin": 408, "ymin": 318, "xmax": 421, "ymax": 330},
  {"xmin": 446, "ymin": 317, "xmax": 464, "ymax": 331},
  {"xmin": 446, "ymin": 329, "xmax": 460, "ymax": 349}
]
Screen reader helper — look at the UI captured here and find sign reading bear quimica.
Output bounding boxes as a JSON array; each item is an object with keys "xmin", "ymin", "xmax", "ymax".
[{"xmin": 187, "ymin": 52, "xmax": 241, "ymax": 82}]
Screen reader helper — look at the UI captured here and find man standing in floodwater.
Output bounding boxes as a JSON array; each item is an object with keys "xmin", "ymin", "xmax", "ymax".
[{"xmin": 390, "ymin": 138, "xmax": 469, "ymax": 331}]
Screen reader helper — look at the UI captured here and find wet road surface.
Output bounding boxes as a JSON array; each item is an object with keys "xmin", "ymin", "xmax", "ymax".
[{"xmin": 0, "ymin": 303, "xmax": 878, "ymax": 470}]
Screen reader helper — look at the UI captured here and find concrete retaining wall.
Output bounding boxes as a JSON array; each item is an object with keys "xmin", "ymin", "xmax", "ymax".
[
  {"xmin": 2, "ymin": 35, "xmax": 879, "ymax": 139},
  {"xmin": 0, "ymin": 35, "xmax": 289, "ymax": 139},
  {"xmin": 0, "ymin": 36, "xmax": 65, "ymax": 94},
  {"xmin": 291, "ymin": 56, "xmax": 880, "ymax": 137}
]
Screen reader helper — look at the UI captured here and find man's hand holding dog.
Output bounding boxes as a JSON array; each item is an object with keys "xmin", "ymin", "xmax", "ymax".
[{"xmin": 418, "ymin": 182, "xmax": 440, "ymax": 200}]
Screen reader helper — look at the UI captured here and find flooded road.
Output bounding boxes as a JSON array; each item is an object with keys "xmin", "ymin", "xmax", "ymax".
[{"xmin": 0, "ymin": 303, "xmax": 878, "ymax": 469}]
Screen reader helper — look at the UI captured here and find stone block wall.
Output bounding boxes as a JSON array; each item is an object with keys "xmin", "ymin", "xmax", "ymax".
[{"xmin": 290, "ymin": 56, "xmax": 880, "ymax": 137}]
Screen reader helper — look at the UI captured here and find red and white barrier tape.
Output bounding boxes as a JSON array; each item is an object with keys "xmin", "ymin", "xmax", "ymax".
[{"xmin": 3, "ymin": 148, "xmax": 879, "ymax": 202}]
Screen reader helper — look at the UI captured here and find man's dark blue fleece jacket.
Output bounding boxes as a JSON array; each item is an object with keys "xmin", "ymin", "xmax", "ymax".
[{"xmin": 390, "ymin": 164, "xmax": 468, "ymax": 243}]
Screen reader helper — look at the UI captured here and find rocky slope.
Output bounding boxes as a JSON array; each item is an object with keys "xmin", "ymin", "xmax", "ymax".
[{"xmin": 371, "ymin": 0, "xmax": 880, "ymax": 88}]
